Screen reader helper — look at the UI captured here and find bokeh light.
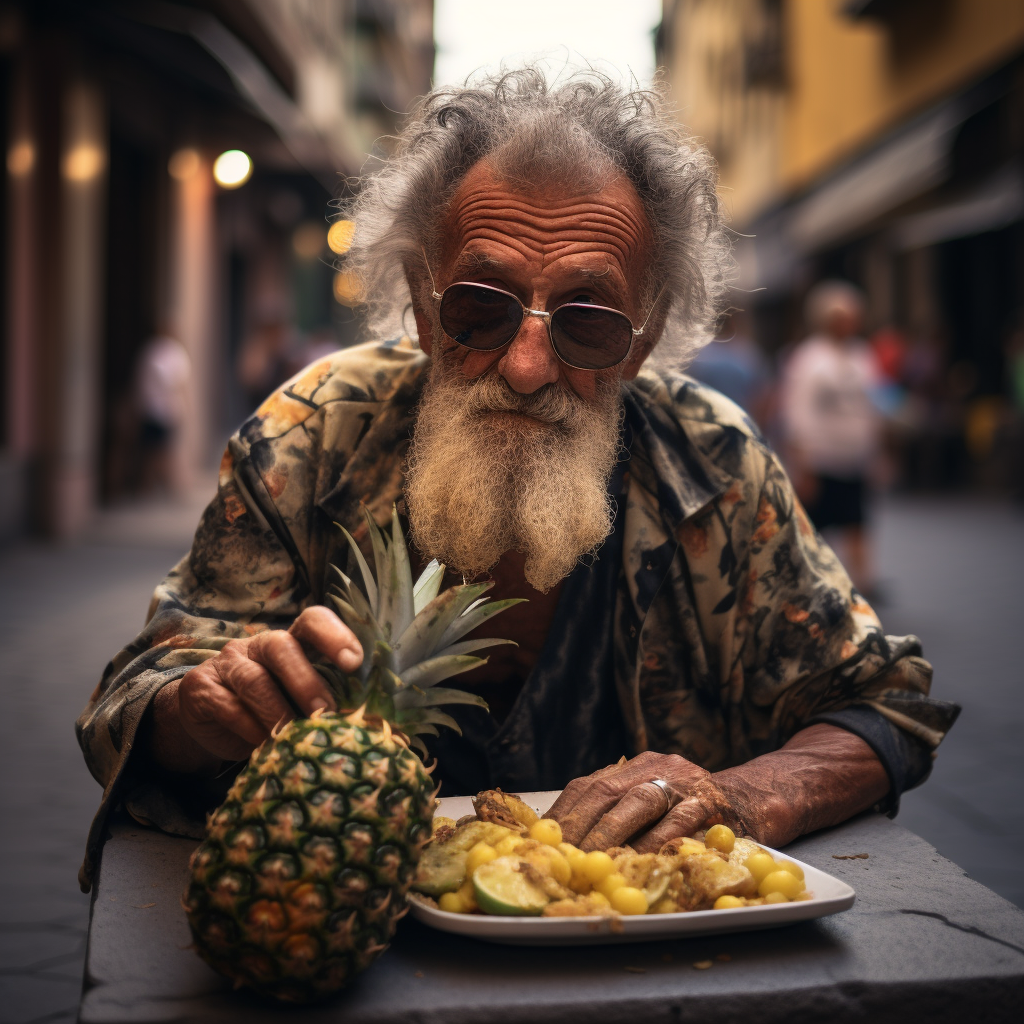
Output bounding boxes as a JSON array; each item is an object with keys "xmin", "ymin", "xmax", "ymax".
[
  {"xmin": 168, "ymin": 148, "xmax": 201, "ymax": 182},
  {"xmin": 212, "ymin": 149, "xmax": 252, "ymax": 188},
  {"xmin": 6, "ymin": 139, "xmax": 35, "ymax": 177},
  {"xmin": 62, "ymin": 144, "xmax": 105, "ymax": 183},
  {"xmin": 332, "ymin": 270, "xmax": 363, "ymax": 307},
  {"xmin": 327, "ymin": 219, "xmax": 356, "ymax": 255}
]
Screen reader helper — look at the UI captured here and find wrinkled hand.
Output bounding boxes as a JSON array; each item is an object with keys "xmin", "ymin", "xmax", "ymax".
[
  {"xmin": 155, "ymin": 606, "xmax": 363, "ymax": 769},
  {"xmin": 547, "ymin": 751, "xmax": 747, "ymax": 854}
]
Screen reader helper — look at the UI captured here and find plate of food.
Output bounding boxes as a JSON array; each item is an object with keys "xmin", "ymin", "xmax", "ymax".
[{"xmin": 407, "ymin": 790, "xmax": 855, "ymax": 945}]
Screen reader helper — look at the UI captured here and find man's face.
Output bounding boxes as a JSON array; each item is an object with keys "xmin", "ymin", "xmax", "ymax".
[
  {"xmin": 404, "ymin": 161, "xmax": 656, "ymax": 592},
  {"xmin": 414, "ymin": 159, "xmax": 656, "ymax": 401}
]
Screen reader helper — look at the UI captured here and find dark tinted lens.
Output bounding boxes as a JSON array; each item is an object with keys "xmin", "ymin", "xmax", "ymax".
[
  {"xmin": 550, "ymin": 304, "xmax": 634, "ymax": 369},
  {"xmin": 439, "ymin": 283, "xmax": 523, "ymax": 351}
]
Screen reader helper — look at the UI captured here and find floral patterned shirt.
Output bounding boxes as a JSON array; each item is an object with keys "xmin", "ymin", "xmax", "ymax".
[{"xmin": 75, "ymin": 338, "xmax": 959, "ymax": 890}]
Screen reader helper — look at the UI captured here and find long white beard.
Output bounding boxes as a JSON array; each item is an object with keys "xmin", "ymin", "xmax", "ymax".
[{"xmin": 404, "ymin": 358, "xmax": 623, "ymax": 592}]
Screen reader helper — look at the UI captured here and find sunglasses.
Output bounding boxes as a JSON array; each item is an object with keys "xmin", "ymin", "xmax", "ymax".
[{"xmin": 423, "ymin": 253, "xmax": 664, "ymax": 371}]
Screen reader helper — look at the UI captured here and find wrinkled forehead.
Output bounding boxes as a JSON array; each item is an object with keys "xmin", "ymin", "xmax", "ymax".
[{"xmin": 439, "ymin": 158, "xmax": 654, "ymax": 286}]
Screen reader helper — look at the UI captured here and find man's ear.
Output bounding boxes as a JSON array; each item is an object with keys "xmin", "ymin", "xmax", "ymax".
[
  {"xmin": 620, "ymin": 341, "xmax": 652, "ymax": 380},
  {"xmin": 619, "ymin": 296, "xmax": 669, "ymax": 380},
  {"xmin": 403, "ymin": 261, "xmax": 434, "ymax": 355}
]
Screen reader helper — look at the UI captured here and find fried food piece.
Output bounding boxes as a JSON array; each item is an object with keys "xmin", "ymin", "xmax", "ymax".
[
  {"xmin": 678, "ymin": 850, "xmax": 756, "ymax": 906},
  {"xmin": 517, "ymin": 853, "xmax": 574, "ymax": 900},
  {"xmin": 414, "ymin": 820, "xmax": 520, "ymax": 896},
  {"xmin": 611, "ymin": 851, "xmax": 675, "ymax": 904},
  {"xmin": 473, "ymin": 789, "xmax": 540, "ymax": 830},
  {"xmin": 431, "ymin": 816, "xmax": 457, "ymax": 844},
  {"xmin": 543, "ymin": 892, "xmax": 615, "ymax": 917}
]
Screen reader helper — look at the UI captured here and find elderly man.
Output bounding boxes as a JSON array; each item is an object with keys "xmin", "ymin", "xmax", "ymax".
[{"xmin": 76, "ymin": 71, "xmax": 957, "ymax": 891}]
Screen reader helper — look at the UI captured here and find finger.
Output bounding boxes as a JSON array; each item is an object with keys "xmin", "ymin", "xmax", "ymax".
[
  {"xmin": 546, "ymin": 777, "xmax": 595, "ymax": 822},
  {"xmin": 246, "ymin": 630, "xmax": 337, "ymax": 715},
  {"xmin": 290, "ymin": 605, "xmax": 363, "ymax": 673},
  {"xmin": 216, "ymin": 648, "xmax": 298, "ymax": 731},
  {"xmin": 632, "ymin": 797, "xmax": 710, "ymax": 853},
  {"xmin": 179, "ymin": 670, "xmax": 268, "ymax": 759},
  {"xmin": 557, "ymin": 774, "xmax": 638, "ymax": 847},
  {"xmin": 548, "ymin": 758, "xmax": 636, "ymax": 825},
  {"xmin": 579, "ymin": 782, "xmax": 670, "ymax": 851}
]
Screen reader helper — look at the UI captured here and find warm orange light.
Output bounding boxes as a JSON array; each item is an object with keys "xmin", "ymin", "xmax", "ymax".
[
  {"xmin": 7, "ymin": 139, "xmax": 35, "ymax": 177},
  {"xmin": 63, "ymin": 144, "xmax": 105, "ymax": 182},
  {"xmin": 293, "ymin": 222, "xmax": 326, "ymax": 260},
  {"xmin": 327, "ymin": 219, "xmax": 356, "ymax": 255},
  {"xmin": 168, "ymin": 148, "xmax": 201, "ymax": 182},
  {"xmin": 212, "ymin": 149, "xmax": 252, "ymax": 188},
  {"xmin": 333, "ymin": 271, "xmax": 363, "ymax": 307}
]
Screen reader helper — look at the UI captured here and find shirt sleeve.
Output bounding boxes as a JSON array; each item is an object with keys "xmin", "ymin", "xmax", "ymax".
[
  {"xmin": 74, "ymin": 440, "xmax": 306, "ymax": 891},
  {"xmin": 808, "ymin": 705, "xmax": 934, "ymax": 815},
  {"xmin": 731, "ymin": 448, "xmax": 960, "ymax": 760}
]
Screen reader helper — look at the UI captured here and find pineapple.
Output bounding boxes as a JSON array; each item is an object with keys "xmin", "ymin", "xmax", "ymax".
[{"xmin": 183, "ymin": 508, "xmax": 521, "ymax": 1003}]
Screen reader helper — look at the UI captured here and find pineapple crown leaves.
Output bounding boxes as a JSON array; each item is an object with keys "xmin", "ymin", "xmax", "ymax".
[{"xmin": 323, "ymin": 506, "xmax": 525, "ymax": 755}]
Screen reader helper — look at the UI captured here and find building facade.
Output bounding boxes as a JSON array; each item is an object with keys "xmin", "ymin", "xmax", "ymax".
[
  {"xmin": 659, "ymin": 0, "xmax": 1024, "ymax": 484},
  {"xmin": 0, "ymin": 0, "xmax": 433, "ymax": 540}
]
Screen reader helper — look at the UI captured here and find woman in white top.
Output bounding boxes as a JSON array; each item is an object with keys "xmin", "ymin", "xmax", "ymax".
[{"xmin": 780, "ymin": 280, "xmax": 882, "ymax": 595}]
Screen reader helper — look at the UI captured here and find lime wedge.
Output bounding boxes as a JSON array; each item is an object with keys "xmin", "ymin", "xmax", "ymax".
[{"xmin": 472, "ymin": 856, "xmax": 549, "ymax": 916}]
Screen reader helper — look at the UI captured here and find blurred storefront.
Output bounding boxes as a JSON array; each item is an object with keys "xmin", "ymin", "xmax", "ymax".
[
  {"xmin": 0, "ymin": 0, "xmax": 433, "ymax": 540},
  {"xmin": 659, "ymin": 0, "xmax": 1024, "ymax": 491}
]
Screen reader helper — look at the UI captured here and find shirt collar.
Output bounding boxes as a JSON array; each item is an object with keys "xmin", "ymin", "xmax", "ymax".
[{"xmin": 622, "ymin": 373, "xmax": 732, "ymax": 530}]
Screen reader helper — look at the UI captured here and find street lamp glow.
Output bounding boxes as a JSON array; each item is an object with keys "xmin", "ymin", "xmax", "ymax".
[{"xmin": 213, "ymin": 149, "xmax": 252, "ymax": 188}]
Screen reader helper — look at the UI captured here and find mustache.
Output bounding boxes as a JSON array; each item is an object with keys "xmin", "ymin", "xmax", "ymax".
[{"xmin": 453, "ymin": 373, "xmax": 600, "ymax": 425}]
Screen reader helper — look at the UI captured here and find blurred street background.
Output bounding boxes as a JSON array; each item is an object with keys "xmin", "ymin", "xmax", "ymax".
[{"xmin": 0, "ymin": 1, "xmax": 1022, "ymax": 1021}]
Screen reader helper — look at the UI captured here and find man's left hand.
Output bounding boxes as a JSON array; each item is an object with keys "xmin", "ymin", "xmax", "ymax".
[
  {"xmin": 546, "ymin": 750, "xmax": 746, "ymax": 853},
  {"xmin": 546, "ymin": 725, "xmax": 892, "ymax": 854}
]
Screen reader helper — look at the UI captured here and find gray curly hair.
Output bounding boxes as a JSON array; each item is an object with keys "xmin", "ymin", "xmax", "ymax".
[{"xmin": 336, "ymin": 67, "xmax": 733, "ymax": 365}]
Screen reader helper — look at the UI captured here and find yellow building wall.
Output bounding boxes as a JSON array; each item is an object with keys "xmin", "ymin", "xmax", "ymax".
[{"xmin": 782, "ymin": 0, "xmax": 1024, "ymax": 191}]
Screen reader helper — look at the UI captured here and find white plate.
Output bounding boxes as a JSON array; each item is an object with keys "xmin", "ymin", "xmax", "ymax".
[{"xmin": 407, "ymin": 791, "xmax": 855, "ymax": 945}]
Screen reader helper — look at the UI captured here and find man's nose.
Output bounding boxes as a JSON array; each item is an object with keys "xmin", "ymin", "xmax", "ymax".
[{"xmin": 497, "ymin": 314, "xmax": 560, "ymax": 393}]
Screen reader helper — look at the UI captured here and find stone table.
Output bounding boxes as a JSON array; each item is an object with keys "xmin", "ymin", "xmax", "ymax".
[{"xmin": 79, "ymin": 813, "xmax": 1024, "ymax": 1023}]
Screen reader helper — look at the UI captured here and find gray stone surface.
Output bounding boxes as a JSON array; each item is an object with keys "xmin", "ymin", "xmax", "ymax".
[
  {"xmin": 873, "ymin": 496, "xmax": 1024, "ymax": 909},
  {"xmin": 79, "ymin": 813, "xmax": 1024, "ymax": 1024},
  {"xmin": 0, "ymin": 540, "xmax": 191, "ymax": 1024}
]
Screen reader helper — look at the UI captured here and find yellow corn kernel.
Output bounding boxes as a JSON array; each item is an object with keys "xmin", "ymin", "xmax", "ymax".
[
  {"xmin": 713, "ymin": 894, "xmax": 745, "ymax": 910},
  {"xmin": 529, "ymin": 819, "xmax": 563, "ymax": 847},
  {"xmin": 438, "ymin": 892, "xmax": 464, "ymax": 913},
  {"xmin": 466, "ymin": 842, "xmax": 498, "ymax": 875},
  {"xmin": 758, "ymin": 870, "xmax": 804, "ymax": 900},
  {"xmin": 744, "ymin": 851, "xmax": 777, "ymax": 885},
  {"xmin": 559, "ymin": 842, "xmax": 587, "ymax": 873},
  {"xmin": 594, "ymin": 872, "xmax": 627, "ymax": 899},
  {"xmin": 777, "ymin": 860, "xmax": 805, "ymax": 881},
  {"xmin": 581, "ymin": 850, "xmax": 615, "ymax": 883},
  {"xmin": 704, "ymin": 824, "xmax": 736, "ymax": 854},
  {"xmin": 610, "ymin": 886, "xmax": 648, "ymax": 915}
]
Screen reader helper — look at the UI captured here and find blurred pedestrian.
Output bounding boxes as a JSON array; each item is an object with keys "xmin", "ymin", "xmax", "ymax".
[
  {"xmin": 236, "ymin": 315, "xmax": 297, "ymax": 412},
  {"xmin": 780, "ymin": 280, "xmax": 882, "ymax": 596},
  {"xmin": 135, "ymin": 331, "xmax": 191, "ymax": 495},
  {"xmin": 687, "ymin": 307, "xmax": 771, "ymax": 426}
]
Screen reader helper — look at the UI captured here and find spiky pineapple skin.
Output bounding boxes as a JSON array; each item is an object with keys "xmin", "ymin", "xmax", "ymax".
[{"xmin": 183, "ymin": 711, "xmax": 435, "ymax": 1003}]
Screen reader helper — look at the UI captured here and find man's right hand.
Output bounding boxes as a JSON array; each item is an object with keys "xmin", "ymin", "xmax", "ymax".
[{"xmin": 149, "ymin": 605, "xmax": 363, "ymax": 774}]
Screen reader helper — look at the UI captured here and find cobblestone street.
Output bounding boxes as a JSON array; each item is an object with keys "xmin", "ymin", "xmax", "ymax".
[{"xmin": 0, "ymin": 493, "xmax": 1020, "ymax": 1023}]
